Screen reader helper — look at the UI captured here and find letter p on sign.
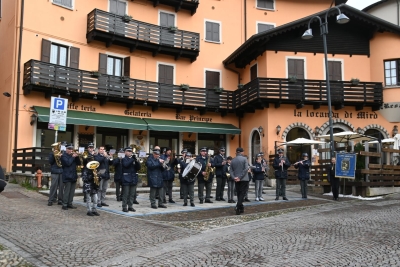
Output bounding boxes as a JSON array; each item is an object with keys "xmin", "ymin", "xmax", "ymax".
[{"xmin": 53, "ymin": 98, "xmax": 65, "ymax": 110}]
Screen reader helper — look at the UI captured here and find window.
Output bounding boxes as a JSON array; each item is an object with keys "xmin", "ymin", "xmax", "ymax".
[
  {"xmin": 99, "ymin": 54, "xmax": 130, "ymax": 77},
  {"xmin": 41, "ymin": 39, "xmax": 80, "ymax": 68},
  {"xmin": 205, "ymin": 21, "xmax": 220, "ymax": 43},
  {"xmin": 287, "ymin": 58, "xmax": 304, "ymax": 79},
  {"xmin": 0, "ymin": 0, "xmax": 2, "ymax": 19},
  {"xmin": 250, "ymin": 64, "xmax": 258, "ymax": 81},
  {"xmin": 109, "ymin": 0, "xmax": 126, "ymax": 15},
  {"xmin": 107, "ymin": 56, "xmax": 123, "ymax": 76},
  {"xmin": 257, "ymin": 0, "xmax": 274, "ymax": 10},
  {"xmin": 50, "ymin": 44, "xmax": 68, "ymax": 66},
  {"xmin": 205, "ymin": 70, "xmax": 220, "ymax": 89},
  {"xmin": 257, "ymin": 23, "xmax": 274, "ymax": 33},
  {"xmin": 52, "ymin": 0, "xmax": 73, "ymax": 9},
  {"xmin": 384, "ymin": 60, "xmax": 399, "ymax": 86}
]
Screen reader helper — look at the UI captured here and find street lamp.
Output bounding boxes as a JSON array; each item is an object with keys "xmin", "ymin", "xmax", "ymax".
[{"xmin": 302, "ymin": 7, "xmax": 350, "ymax": 159}]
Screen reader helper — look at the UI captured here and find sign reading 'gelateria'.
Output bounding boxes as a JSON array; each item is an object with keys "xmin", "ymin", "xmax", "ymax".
[
  {"xmin": 293, "ymin": 109, "xmax": 378, "ymax": 119},
  {"xmin": 124, "ymin": 110, "xmax": 152, "ymax": 117}
]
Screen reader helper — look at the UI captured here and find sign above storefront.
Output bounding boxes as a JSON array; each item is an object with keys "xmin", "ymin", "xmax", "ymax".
[
  {"xmin": 379, "ymin": 102, "xmax": 400, "ymax": 123},
  {"xmin": 68, "ymin": 103, "xmax": 96, "ymax": 112},
  {"xmin": 293, "ymin": 109, "xmax": 378, "ymax": 120}
]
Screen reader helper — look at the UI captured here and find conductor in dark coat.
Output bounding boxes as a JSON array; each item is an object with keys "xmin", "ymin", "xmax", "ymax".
[
  {"xmin": 328, "ymin": 157, "xmax": 340, "ymax": 200},
  {"xmin": 146, "ymin": 150, "xmax": 167, "ymax": 209},
  {"xmin": 273, "ymin": 148, "xmax": 291, "ymax": 201}
]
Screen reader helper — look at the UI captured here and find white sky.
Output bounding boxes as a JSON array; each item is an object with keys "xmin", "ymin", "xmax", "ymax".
[{"xmin": 346, "ymin": 0, "xmax": 381, "ymax": 10}]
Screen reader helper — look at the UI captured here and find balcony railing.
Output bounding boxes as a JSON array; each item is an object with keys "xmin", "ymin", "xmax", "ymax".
[
  {"xmin": 234, "ymin": 78, "xmax": 383, "ymax": 111},
  {"xmin": 23, "ymin": 60, "xmax": 233, "ymax": 113},
  {"xmin": 87, "ymin": 9, "xmax": 200, "ymax": 62},
  {"xmin": 148, "ymin": 0, "xmax": 199, "ymax": 15},
  {"xmin": 12, "ymin": 147, "xmax": 52, "ymax": 173}
]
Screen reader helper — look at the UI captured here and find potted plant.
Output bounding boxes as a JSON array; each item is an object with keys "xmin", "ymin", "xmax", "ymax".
[
  {"xmin": 238, "ymin": 84, "xmax": 244, "ymax": 89},
  {"xmin": 122, "ymin": 14, "xmax": 132, "ymax": 23},
  {"xmin": 90, "ymin": 71, "xmax": 101, "ymax": 78},
  {"xmin": 121, "ymin": 76, "xmax": 130, "ymax": 82},
  {"xmin": 168, "ymin": 26, "xmax": 178, "ymax": 33},
  {"xmin": 350, "ymin": 78, "xmax": 360, "ymax": 86},
  {"xmin": 288, "ymin": 75, "xmax": 297, "ymax": 83},
  {"xmin": 214, "ymin": 86, "xmax": 224, "ymax": 94},
  {"xmin": 180, "ymin": 84, "xmax": 189, "ymax": 91}
]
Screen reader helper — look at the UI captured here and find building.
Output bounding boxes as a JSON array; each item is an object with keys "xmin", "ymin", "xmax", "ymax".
[{"xmin": 0, "ymin": 0, "xmax": 399, "ymax": 173}]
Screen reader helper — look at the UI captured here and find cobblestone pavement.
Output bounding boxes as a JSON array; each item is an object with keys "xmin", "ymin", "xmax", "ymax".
[{"xmin": 1, "ymin": 183, "xmax": 399, "ymax": 267}]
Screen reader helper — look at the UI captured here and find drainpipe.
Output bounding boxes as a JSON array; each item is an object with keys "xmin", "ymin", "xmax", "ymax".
[
  {"xmin": 397, "ymin": 0, "xmax": 399, "ymax": 26},
  {"xmin": 244, "ymin": 0, "xmax": 247, "ymax": 41},
  {"xmin": 14, "ymin": 0, "xmax": 24, "ymax": 152}
]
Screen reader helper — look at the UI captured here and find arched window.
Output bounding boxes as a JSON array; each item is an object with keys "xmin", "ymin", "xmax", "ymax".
[
  {"xmin": 251, "ymin": 131, "xmax": 261, "ymax": 164},
  {"xmin": 286, "ymin": 127, "xmax": 311, "ymax": 163}
]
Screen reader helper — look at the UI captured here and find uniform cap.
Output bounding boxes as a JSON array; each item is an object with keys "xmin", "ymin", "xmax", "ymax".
[
  {"xmin": 302, "ymin": 153, "xmax": 309, "ymax": 157},
  {"xmin": 66, "ymin": 143, "xmax": 74, "ymax": 149},
  {"xmin": 181, "ymin": 149, "xmax": 188, "ymax": 154},
  {"xmin": 124, "ymin": 147, "xmax": 133, "ymax": 152},
  {"xmin": 186, "ymin": 152, "xmax": 192, "ymax": 157},
  {"xmin": 87, "ymin": 142, "xmax": 94, "ymax": 148},
  {"xmin": 277, "ymin": 149, "xmax": 284, "ymax": 153},
  {"xmin": 153, "ymin": 150, "xmax": 160, "ymax": 155},
  {"xmin": 219, "ymin": 147, "xmax": 226, "ymax": 152},
  {"xmin": 200, "ymin": 147, "xmax": 207, "ymax": 152}
]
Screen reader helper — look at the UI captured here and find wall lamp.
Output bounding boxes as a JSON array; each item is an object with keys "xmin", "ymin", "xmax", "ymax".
[
  {"xmin": 276, "ymin": 125, "xmax": 281, "ymax": 135},
  {"xmin": 30, "ymin": 113, "xmax": 38, "ymax": 126},
  {"xmin": 85, "ymin": 126, "xmax": 90, "ymax": 131},
  {"xmin": 188, "ymin": 132, "xmax": 193, "ymax": 138},
  {"xmin": 393, "ymin": 125, "xmax": 398, "ymax": 137},
  {"xmin": 314, "ymin": 126, "xmax": 320, "ymax": 136},
  {"xmin": 231, "ymin": 134, "xmax": 235, "ymax": 140},
  {"xmin": 356, "ymin": 127, "xmax": 363, "ymax": 134},
  {"xmin": 3, "ymin": 92, "xmax": 11, "ymax": 97},
  {"xmin": 258, "ymin": 126, "xmax": 264, "ymax": 137}
]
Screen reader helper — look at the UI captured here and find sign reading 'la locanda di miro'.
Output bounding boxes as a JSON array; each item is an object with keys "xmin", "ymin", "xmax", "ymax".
[{"xmin": 293, "ymin": 109, "xmax": 378, "ymax": 119}]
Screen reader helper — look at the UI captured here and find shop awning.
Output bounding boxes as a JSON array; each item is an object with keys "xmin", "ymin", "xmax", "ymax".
[
  {"xmin": 143, "ymin": 118, "xmax": 241, "ymax": 134},
  {"xmin": 34, "ymin": 106, "xmax": 148, "ymax": 130}
]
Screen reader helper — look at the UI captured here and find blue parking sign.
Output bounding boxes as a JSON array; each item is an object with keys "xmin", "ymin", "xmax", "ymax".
[{"xmin": 53, "ymin": 98, "xmax": 66, "ymax": 110}]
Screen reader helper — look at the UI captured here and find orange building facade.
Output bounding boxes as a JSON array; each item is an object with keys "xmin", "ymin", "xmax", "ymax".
[{"xmin": 0, "ymin": 0, "xmax": 400, "ymax": 172}]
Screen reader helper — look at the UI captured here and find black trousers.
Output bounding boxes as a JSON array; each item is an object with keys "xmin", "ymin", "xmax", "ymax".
[
  {"xmin": 216, "ymin": 176, "xmax": 227, "ymax": 199},
  {"xmin": 115, "ymin": 181, "xmax": 123, "ymax": 199},
  {"xmin": 331, "ymin": 177, "xmax": 340, "ymax": 199},
  {"xmin": 235, "ymin": 181, "xmax": 249, "ymax": 211}
]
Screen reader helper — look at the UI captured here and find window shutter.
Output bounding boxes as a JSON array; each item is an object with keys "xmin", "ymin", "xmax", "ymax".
[
  {"xmin": 206, "ymin": 22, "xmax": 212, "ymax": 41},
  {"xmin": 288, "ymin": 59, "xmax": 295, "ymax": 77},
  {"xmin": 397, "ymin": 60, "xmax": 400, "ymax": 85},
  {"xmin": 117, "ymin": 1, "xmax": 126, "ymax": 16},
  {"xmin": 250, "ymin": 64, "xmax": 258, "ymax": 81},
  {"xmin": 288, "ymin": 59, "xmax": 304, "ymax": 79},
  {"xmin": 212, "ymin": 23, "xmax": 220, "ymax": 42},
  {"xmin": 69, "ymin": 47, "xmax": 80, "ymax": 69},
  {"xmin": 99, "ymin": 53, "xmax": 108, "ymax": 74},
  {"xmin": 206, "ymin": 71, "xmax": 220, "ymax": 89},
  {"xmin": 165, "ymin": 65, "xmax": 174, "ymax": 84},
  {"xmin": 41, "ymin": 39, "xmax": 52, "ymax": 63},
  {"xmin": 123, "ymin": 56, "xmax": 130, "ymax": 77}
]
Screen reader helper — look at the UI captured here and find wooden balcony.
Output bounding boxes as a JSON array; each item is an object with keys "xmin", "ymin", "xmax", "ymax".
[
  {"xmin": 234, "ymin": 78, "xmax": 383, "ymax": 114},
  {"xmin": 86, "ymin": 9, "xmax": 200, "ymax": 62},
  {"xmin": 22, "ymin": 60, "xmax": 232, "ymax": 115},
  {"xmin": 148, "ymin": 0, "xmax": 199, "ymax": 15}
]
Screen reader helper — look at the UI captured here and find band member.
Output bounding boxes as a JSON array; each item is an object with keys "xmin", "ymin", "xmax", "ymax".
[
  {"xmin": 214, "ymin": 147, "xmax": 227, "ymax": 201},
  {"xmin": 47, "ymin": 142, "xmax": 64, "ymax": 206},
  {"xmin": 179, "ymin": 152, "xmax": 195, "ymax": 207},
  {"xmin": 178, "ymin": 149, "xmax": 188, "ymax": 199},
  {"xmin": 294, "ymin": 153, "xmax": 311, "ymax": 199},
  {"xmin": 196, "ymin": 147, "xmax": 215, "ymax": 204},
  {"xmin": 82, "ymin": 162, "xmax": 100, "ymax": 216},
  {"xmin": 224, "ymin": 156, "xmax": 235, "ymax": 203},
  {"xmin": 259, "ymin": 151, "xmax": 268, "ymax": 194},
  {"xmin": 61, "ymin": 143, "xmax": 81, "ymax": 210},
  {"xmin": 121, "ymin": 147, "xmax": 141, "ymax": 212},
  {"xmin": 229, "ymin": 148, "xmax": 249, "ymax": 215},
  {"xmin": 146, "ymin": 150, "xmax": 167, "ymax": 209},
  {"xmin": 83, "ymin": 142, "xmax": 95, "ymax": 203},
  {"xmin": 161, "ymin": 147, "xmax": 177, "ymax": 204},
  {"xmin": 273, "ymin": 148, "xmax": 291, "ymax": 201},
  {"xmin": 113, "ymin": 148, "xmax": 124, "ymax": 201},
  {"xmin": 328, "ymin": 157, "xmax": 340, "ymax": 201},
  {"xmin": 253, "ymin": 153, "xmax": 266, "ymax": 201},
  {"xmin": 94, "ymin": 146, "xmax": 113, "ymax": 207}
]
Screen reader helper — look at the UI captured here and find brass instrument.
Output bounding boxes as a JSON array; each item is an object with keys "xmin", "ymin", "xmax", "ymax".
[
  {"xmin": 86, "ymin": 160, "xmax": 100, "ymax": 186},
  {"xmin": 226, "ymin": 165, "xmax": 231, "ymax": 178},
  {"xmin": 51, "ymin": 142, "xmax": 62, "ymax": 167},
  {"xmin": 294, "ymin": 159, "xmax": 307, "ymax": 166},
  {"xmin": 204, "ymin": 150, "xmax": 214, "ymax": 181},
  {"xmin": 162, "ymin": 157, "xmax": 171, "ymax": 171}
]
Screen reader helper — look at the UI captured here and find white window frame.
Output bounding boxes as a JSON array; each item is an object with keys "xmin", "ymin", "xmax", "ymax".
[
  {"xmin": 285, "ymin": 56, "xmax": 307, "ymax": 79},
  {"xmin": 204, "ymin": 19, "xmax": 222, "ymax": 44},
  {"xmin": 322, "ymin": 58, "xmax": 344, "ymax": 81},
  {"xmin": 158, "ymin": 9, "xmax": 177, "ymax": 26},
  {"xmin": 108, "ymin": 0, "xmax": 128, "ymax": 14},
  {"xmin": 105, "ymin": 51, "xmax": 127, "ymax": 77},
  {"xmin": 256, "ymin": 21, "xmax": 276, "ymax": 33},
  {"xmin": 51, "ymin": 0, "xmax": 75, "ymax": 11},
  {"xmin": 203, "ymin": 68, "xmax": 222, "ymax": 88},
  {"xmin": 48, "ymin": 38, "xmax": 73, "ymax": 67},
  {"xmin": 156, "ymin": 61, "xmax": 176, "ymax": 85},
  {"xmin": 255, "ymin": 0, "xmax": 275, "ymax": 11}
]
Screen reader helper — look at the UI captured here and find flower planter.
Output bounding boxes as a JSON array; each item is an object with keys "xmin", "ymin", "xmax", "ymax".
[
  {"xmin": 288, "ymin": 77, "xmax": 297, "ymax": 83},
  {"xmin": 180, "ymin": 84, "xmax": 189, "ymax": 91},
  {"xmin": 90, "ymin": 71, "xmax": 101, "ymax": 78},
  {"xmin": 122, "ymin": 15, "xmax": 132, "ymax": 23},
  {"xmin": 350, "ymin": 79, "xmax": 359, "ymax": 86},
  {"xmin": 121, "ymin": 76, "xmax": 130, "ymax": 82},
  {"xmin": 168, "ymin": 26, "xmax": 178, "ymax": 33},
  {"xmin": 214, "ymin": 87, "xmax": 224, "ymax": 94}
]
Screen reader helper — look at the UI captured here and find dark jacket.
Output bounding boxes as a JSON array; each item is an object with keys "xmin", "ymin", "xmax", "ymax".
[
  {"xmin": 82, "ymin": 168, "xmax": 99, "ymax": 194},
  {"xmin": 113, "ymin": 158, "xmax": 123, "ymax": 183},
  {"xmin": 229, "ymin": 154, "xmax": 249, "ymax": 181},
  {"xmin": 121, "ymin": 156, "xmax": 141, "ymax": 186},
  {"xmin": 94, "ymin": 153, "xmax": 112, "ymax": 180},
  {"xmin": 49, "ymin": 152, "xmax": 63, "ymax": 174},
  {"xmin": 61, "ymin": 153, "xmax": 80, "ymax": 183},
  {"xmin": 294, "ymin": 159, "xmax": 311, "ymax": 180},
  {"xmin": 327, "ymin": 163, "xmax": 337, "ymax": 183},
  {"xmin": 177, "ymin": 157, "xmax": 185, "ymax": 180},
  {"xmin": 195, "ymin": 155, "xmax": 214, "ymax": 183},
  {"xmin": 0, "ymin": 179, "xmax": 6, "ymax": 193},
  {"xmin": 160, "ymin": 153, "xmax": 177, "ymax": 181},
  {"xmin": 223, "ymin": 163, "xmax": 232, "ymax": 181},
  {"xmin": 213, "ymin": 154, "xmax": 226, "ymax": 177},
  {"xmin": 146, "ymin": 155, "xmax": 164, "ymax": 188},
  {"xmin": 273, "ymin": 156, "xmax": 291, "ymax": 179},
  {"xmin": 179, "ymin": 158, "xmax": 195, "ymax": 185},
  {"xmin": 252, "ymin": 162, "xmax": 265, "ymax": 181}
]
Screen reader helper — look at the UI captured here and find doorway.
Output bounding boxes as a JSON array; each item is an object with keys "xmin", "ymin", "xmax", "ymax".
[
  {"xmin": 96, "ymin": 127, "xmax": 128, "ymax": 151},
  {"xmin": 150, "ymin": 131, "xmax": 179, "ymax": 155}
]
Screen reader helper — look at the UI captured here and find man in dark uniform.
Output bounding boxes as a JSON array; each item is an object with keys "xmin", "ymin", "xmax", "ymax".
[
  {"xmin": 113, "ymin": 148, "xmax": 124, "ymax": 201},
  {"xmin": 328, "ymin": 157, "xmax": 340, "ymax": 200},
  {"xmin": 47, "ymin": 142, "xmax": 64, "ymax": 206},
  {"xmin": 146, "ymin": 150, "xmax": 167, "ymax": 209},
  {"xmin": 61, "ymin": 143, "xmax": 81, "ymax": 210},
  {"xmin": 121, "ymin": 147, "xmax": 142, "ymax": 212},
  {"xmin": 294, "ymin": 152, "xmax": 311, "ymax": 199},
  {"xmin": 94, "ymin": 145, "xmax": 113, "ymax": 207},
  {"xmin": 179, "ymin": 152, "xmax": 195, "ymax": 207},
  {"xmin": 160, "ymin": 147, "xmax": 177, "ymax": 204},
  {"xmin": 214, "ymin": 147, "xmax": 227, "ymax": 201},
  {"xmin": 273, "ymin": 148, "xmax": 291, "ymax": 201},
  {"xmin": 196, "ymin": 147, "xmax": 215, "ymax": 204},
  {"xmin": 83, "ymin": 142, "xmax": 95, "ymax": 203},
  {"xmin": 178, "ymin": 149, "xmax": 187, "ymax": 199}
]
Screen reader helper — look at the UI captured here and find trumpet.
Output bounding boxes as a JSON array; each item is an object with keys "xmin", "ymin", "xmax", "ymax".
[
  {"xmin": 163, "ymin": 157, "xmax": 171, "ymax": 171},
  {"xmin": 294, "ymin": 159, "xmax": 307, "ymax": 166}
]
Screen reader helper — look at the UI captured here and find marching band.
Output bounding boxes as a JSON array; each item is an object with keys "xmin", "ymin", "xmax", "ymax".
[{"xmin": 49, "ymin": 141, "xmax": 310, "ymax": 216}]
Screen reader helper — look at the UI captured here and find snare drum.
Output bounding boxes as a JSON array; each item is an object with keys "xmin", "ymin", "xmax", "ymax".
[{"xmin": 182, "ymin": 160, "xmax": 202, "ymax": 182}]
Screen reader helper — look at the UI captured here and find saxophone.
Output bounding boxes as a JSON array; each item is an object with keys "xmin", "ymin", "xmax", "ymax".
[
  {"xmin": 203, "ymin": 155, "xmax": 212, "ymax": 181},
  {"xmin": 51, "ymin": 142, "xmax": 62, "ymax": 167}
]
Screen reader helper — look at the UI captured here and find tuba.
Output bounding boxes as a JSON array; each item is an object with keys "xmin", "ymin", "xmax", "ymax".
[
  {"xmin": 51, "ymin": 142, "xmax": 62, "ymax": 167},
  {"xmin": 86, "ymin": 161, "xmax": 100, "ymax": 186}
]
